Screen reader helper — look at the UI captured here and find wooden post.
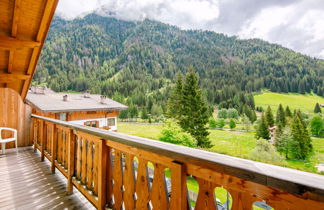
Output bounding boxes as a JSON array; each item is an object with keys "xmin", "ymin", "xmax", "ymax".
[
  {"xmin": 67, "ymin": 129, "xmax": 75, "ymax": 194},
  {"xmin": 51, "ymin": 124, "xmax": 57, "ymax": 174},
  {"xmin": 40, "ymin": 121, "xmax": 46, "ymax": 161},
  {"xmin": 170, "ymin": 161, "xmax": 188, "ymax": 210},
  {"xmin": 97, "ymin": 140, "xmax": 108, "ymax": 210}
]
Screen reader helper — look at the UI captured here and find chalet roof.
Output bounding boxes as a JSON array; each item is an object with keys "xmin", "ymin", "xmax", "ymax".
[{"xmin": 26, "ymin": 89, "xmax": 128, "ymax": 113}]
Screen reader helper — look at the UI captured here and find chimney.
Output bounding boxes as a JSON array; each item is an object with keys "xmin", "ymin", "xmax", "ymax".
[
  {"xmin": 39, "ymin": 87, "xmax": 45, "ymax": 94},
  {"xmin": 84, "ymin": 92, "xmax": 90, "ymax": 98},
  {"xmin": 63, "ymin": 95, "xmax": 68, "ymax": 101},
  {"xmin": 100, "ymin": 95, "xmax": 106, "ymax": 104},
  {"xmin": 31, "ymin": 86, "xmax": 36, "ymax": 93}
]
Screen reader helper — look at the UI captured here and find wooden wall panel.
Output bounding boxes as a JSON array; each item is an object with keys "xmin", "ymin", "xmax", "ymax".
[
  {"xmin": 68, "ymin": 110, "xmax": 119, "ymax": 121},
  {"xmin": 28, "ymin": 107, "xmax": 119, "ymax": 121},
  {"xmin": 0, "ymin": 88, "xmax": 31, "ymax": 148}
]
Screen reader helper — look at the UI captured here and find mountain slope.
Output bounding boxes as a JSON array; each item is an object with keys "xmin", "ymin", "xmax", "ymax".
[{"xmin": 34, "ymin": 14, "xmax": 324, "ymax": 107}]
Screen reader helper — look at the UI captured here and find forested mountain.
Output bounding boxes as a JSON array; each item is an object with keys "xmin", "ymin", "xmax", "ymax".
[{"xmin": 34, "ymin": 14, "xmax": 324, "ymax": 113}]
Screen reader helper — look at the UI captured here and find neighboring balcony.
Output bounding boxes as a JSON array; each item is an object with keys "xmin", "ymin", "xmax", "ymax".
[{"xmin": 2, "ymin": 114, "xmax": 320, "ymax": 210}]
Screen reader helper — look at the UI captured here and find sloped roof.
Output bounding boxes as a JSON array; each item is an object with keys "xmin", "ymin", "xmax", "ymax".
[
  {"xmin": 0, "ymin": 0, "xmax": 58, "ymax": 99},
  {"xmin": 26, "ymin": 89, "xmax": 128, "ymax": 113}
]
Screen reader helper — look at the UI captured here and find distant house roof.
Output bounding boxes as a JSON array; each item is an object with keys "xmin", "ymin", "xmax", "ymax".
[
  {"xmin": 269, "ymin": 126, "xmax": 278, "ymax": 131},
  {"xmin": 26, "ymin": 88, "xmax": 128, "ymax": 113}
]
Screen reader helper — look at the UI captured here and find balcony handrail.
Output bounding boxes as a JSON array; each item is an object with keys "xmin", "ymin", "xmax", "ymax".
[{"xmin": 31, "ymin": 114, "xmax": 324, "ymax": 209}]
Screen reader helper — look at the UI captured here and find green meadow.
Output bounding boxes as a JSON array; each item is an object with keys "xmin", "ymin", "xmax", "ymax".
[
  {"xmin": 118, "ymin": 123, "xmax": 324, "ymax": 173},
  {"xmin": 118, "ymin": 122, "xmax": 324, "ymax": 207},
  {"xmin": 254, "ymin": 91, "xmax": 324, "ymax": 113}
]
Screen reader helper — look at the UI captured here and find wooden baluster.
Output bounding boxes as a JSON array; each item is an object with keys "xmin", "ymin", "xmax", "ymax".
[
  {"xmin": 228, "ymin": 189, "xmax": 255, "ymax": 210},
  {"xmin": 33, "ymin": 118, "xmax": 37, "ymax": 152},
  {"xmin": 123, "ymin": 153, "xmax": 135, "ymax": 210},
  {"xmin": 67, "ymin": 129, "xmax": 75, "ymax": 194},
  {"xmin": 98, "ymin": 139, "xmax": 107, "ymax": 210},
  {"xmin": 65, "ymin": 129, "xmax": 69, "ymax": 169},
  {"xmin": 86, "ymin": 139, "xmax": 93, "ymax": 190},
  {"xmin": 61, "ymin": 130, "xmax": 65, "ymax": 168},
  {"xmin": 57, "ymin": 128, "xmax": 62, "ymax": 164},
  {"xmin": 81, "ymin": 137, "xmax": 87, "ymax": 185},
  {"xmin": 93, "ymin": 141, "xmax": 99, "ymax": 195},
  {"xmin": 106, "ymin": 148, "xmax": 113, "ymax": 208},
  {"xmin": 170, "ymin": 161, "xmax": 188, "ymax": 210},
  {"xmin": 195, "ymin": 178, "xmax": 218, "ymax": 210},
  {"xmin": 46, "ymin": 123, "xmax": 50, "ymax": 155},
  {"xmin": 151, "ymin": 163, "xmax": 168, "ymax": 210},
  {"xmin": 135, "ymin": 158, "xmax": 150, "ymax": 210},
  {"xmin": 41, "ymin": 120, "xmax": 46, "ymax": 161},
  {"xmin": 76, "ymin": 135, "xmax": 82, "ymax": 179},
  {"xmin": 112, "ymin": 150, "xmax": 123, "ymax": 209},
  {"xmin": 51, "ymin": 124, "xmax": 57, "ymax": 173}
]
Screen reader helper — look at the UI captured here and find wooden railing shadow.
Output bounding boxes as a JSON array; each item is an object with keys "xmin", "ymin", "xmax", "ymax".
[{"xmin": 32, "ymin": 114, "xmax": 324, "ymax": 210}]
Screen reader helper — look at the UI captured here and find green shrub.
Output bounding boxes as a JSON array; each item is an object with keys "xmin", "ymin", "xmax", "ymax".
[
  {"xmin": 310, "ymin": 115, "xmax": 324, "ymax": 137},
  {"xmin": 217, "ymin": 109, "xmax": 227, "ymax": 119},
  {"xmin": 159, "ymin": 120, "xmax": 196, "ymax": 147},
  {"xmin": 229, "ymin": 119, "xmax": 236, "ymax": 129},
  {"xmin": 209, "ymin": 118, "xmax": 217, "ymax": 128},
  {"xmin": 216, "ymin": 118, "xmax": 226, "ymax": 128},
  {"xmin": 250, "ymin": 139, "xmax": 283, "ymax": 164},
  {"xmin": 227, "ymin": 108, "xmax": 239, "ymax": 119}
]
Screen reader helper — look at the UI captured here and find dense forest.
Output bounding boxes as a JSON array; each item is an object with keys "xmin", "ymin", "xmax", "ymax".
[{"xmin": 34, "ymin": 14, "xmax": 324, "ymax": 115}]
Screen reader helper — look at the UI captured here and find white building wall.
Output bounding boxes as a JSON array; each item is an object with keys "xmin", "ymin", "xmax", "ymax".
[{"xmin": 69, "ymin": 117, "xmax": 118, "ymax": 131}]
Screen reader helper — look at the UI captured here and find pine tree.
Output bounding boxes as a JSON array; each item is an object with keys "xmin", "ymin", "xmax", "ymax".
[
  {"xmin": 290, "ymin": 112, "xmax": 313, "ymax": 160},
  {"xmin": 256, "ymin": 114, "xmax": 270, "ymax": 140},
  {"xmin": 275, "ymin": 126, "xmax": 292, "ymax": 158},
  {"xmin": 265, "ymin": 106, "xmax": 274, "ymax": 127},
  {"xmin": 168, "ymin": 67, "xmax": 212, "ymax": 148},
  {"xmin": 119, "ymin": 109, "xmax": 128, "ymax": 121},
  {"xmin": 141, "ymin": 109, "xmax": 149, "ymax": 120},
  {"xmin": 314, "ymin": 103, "xmax": 322, "ymax": 113},
  {"xmin": 242, "ymin": 114, "xmax": 251, "ymax": 131},
  {"xmin": 285, "ymin": 106, "xmax": 292, "ymax": 118},
  {"xmin": 229, "ymin": 119, "xmax": 236, "ymax": 129},
  {"xmin": 167, "ymin": 73, "xmax": 183, "ymax": 118},
  {"xmin": 276, "ymin": 104, "xmax": 286, "ymax": 127}
]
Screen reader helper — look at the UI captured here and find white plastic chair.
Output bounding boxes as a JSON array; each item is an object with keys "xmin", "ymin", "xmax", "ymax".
[{"xmin": 0, "ymin": 127, "xmax": 18, "ymax": 154}]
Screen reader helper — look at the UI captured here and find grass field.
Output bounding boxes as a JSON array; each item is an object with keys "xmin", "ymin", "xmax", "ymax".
[
  {"xmin": 254, "ymin": 91, "xmax": 324, "ymax": 113},
  {"xmin": 118, "ymin": 122, "xmax": 324, "ymax": 207},
  {"xmin": 118, "ymin": 122, "xmax": 324, "ymax": 173}
]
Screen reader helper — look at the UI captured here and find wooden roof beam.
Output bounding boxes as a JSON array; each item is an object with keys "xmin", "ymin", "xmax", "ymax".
[
  {"xmin": 0, "ymin": 36, "xmax": 41, "ymax": 50},
  {"xmin": 0, "ymin": 73, "xmax": 30, "ymax": 83},
  {"xmin": 8, "ymin": 0, "xmax": 22, "ymax": 74}
]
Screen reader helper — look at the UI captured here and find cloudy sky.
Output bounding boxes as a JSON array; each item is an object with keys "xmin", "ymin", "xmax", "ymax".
[{"xmin": 57, "ymin": 0, "xmax": 324, "ymax": 59}]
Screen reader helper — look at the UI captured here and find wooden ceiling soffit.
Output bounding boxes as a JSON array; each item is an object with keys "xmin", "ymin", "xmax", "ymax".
[
  {"xmin": 21, "ymin": 0, "xmax": 59, "ymax": 99},
  {"xmin": 0, "ymin": 0, "xmax": 59, "ymax": 99}
]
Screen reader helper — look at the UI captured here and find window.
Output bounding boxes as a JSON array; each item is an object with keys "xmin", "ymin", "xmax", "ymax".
[
  {"xmin": 107, "ymin": 118, "xmax": 115, "ymax": 126},
  {"xmin": 59, "ymin": 113, "xmax": 67, "ymax": 121},
  {"xmin": 84, "ymin": 121, "xmax": 99, "ymax": 128}
]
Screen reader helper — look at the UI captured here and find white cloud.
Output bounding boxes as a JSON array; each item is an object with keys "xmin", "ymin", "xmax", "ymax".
[{"xmin": 56, "ymin": 0, "xmax": 324, "ymax": 59}]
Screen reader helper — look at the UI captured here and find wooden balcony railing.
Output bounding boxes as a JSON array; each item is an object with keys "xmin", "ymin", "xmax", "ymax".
[{"xmin": 31, "ymin": 114, "xmax": 324, "ymax": 210}]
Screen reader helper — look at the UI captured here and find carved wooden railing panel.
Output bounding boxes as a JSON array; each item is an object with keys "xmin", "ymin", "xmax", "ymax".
[
  {"xmin": 72, "ymin": 131, "xmax": 100, "ymax": 206},
  {"xmin": 106, "ymin": 140, "xmax": 184, "ymax": 209},
  {"xmin": 31, "ymin": 115, "xmax": 324, "ymax": 210}
]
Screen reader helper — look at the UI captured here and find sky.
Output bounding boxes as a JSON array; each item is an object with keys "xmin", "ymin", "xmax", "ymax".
[{"xmin": 56, "ymin": 0, "xmax": 324, "ymax": 59}]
